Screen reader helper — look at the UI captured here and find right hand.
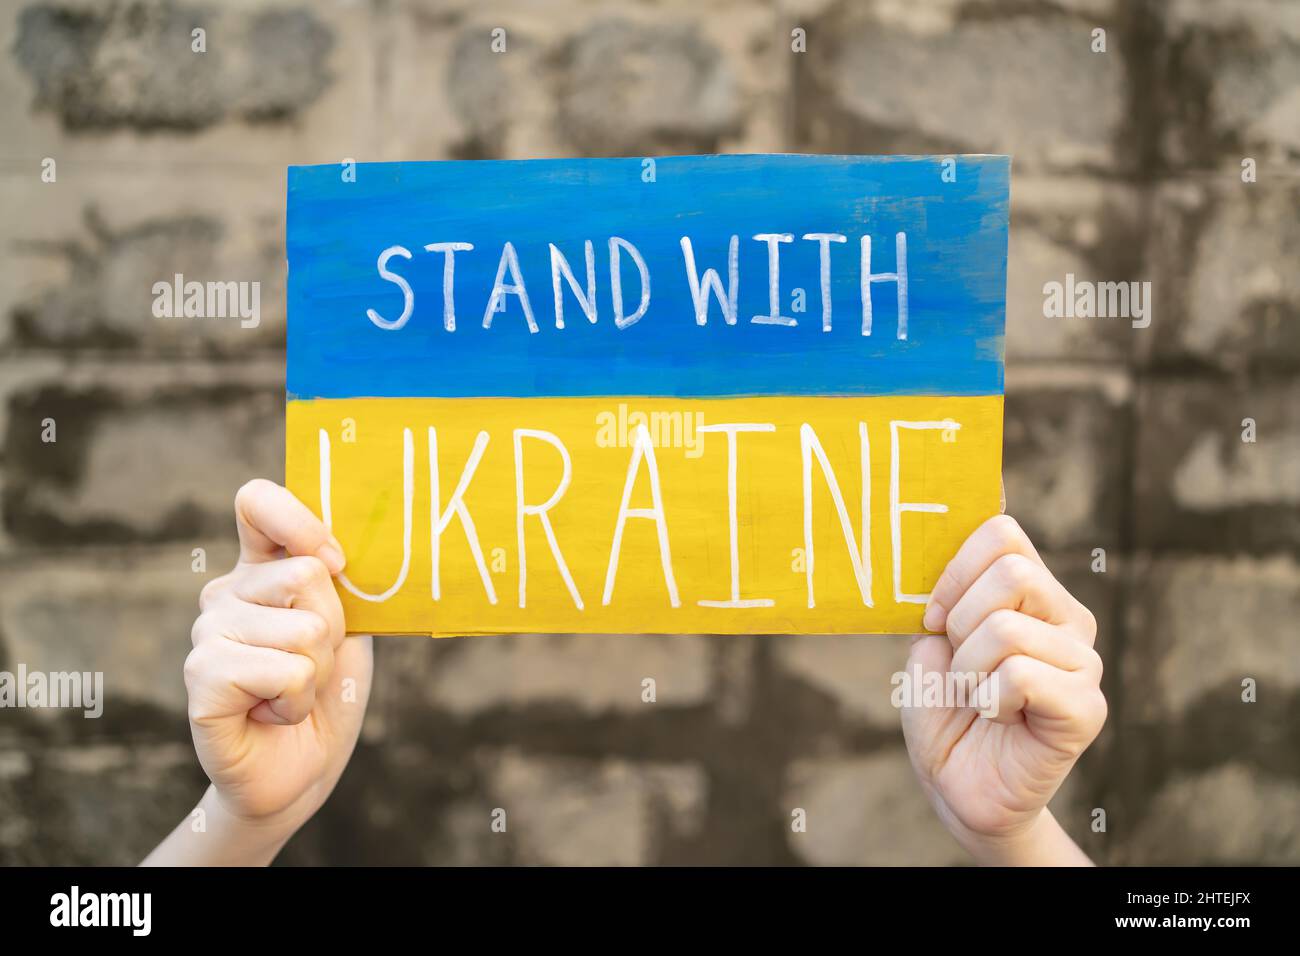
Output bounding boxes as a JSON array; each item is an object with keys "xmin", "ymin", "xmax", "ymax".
[
  {"xmin": 900, "ymin": 514, "xmax": 1105, "ymax": 864},
  {"xmin": 184, "ymin": 479, "xmax": 373, "ymax": 830}
]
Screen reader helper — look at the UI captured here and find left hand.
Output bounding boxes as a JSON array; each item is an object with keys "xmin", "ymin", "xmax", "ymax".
[{"xmin": 185, "ymin": 480, "xmax": 373, "ymax": 829}]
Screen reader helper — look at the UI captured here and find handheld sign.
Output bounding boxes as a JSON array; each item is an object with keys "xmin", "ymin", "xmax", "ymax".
[{"xmin": 286, "ymin": 155, "xmax": 1009, "ymax": 636}]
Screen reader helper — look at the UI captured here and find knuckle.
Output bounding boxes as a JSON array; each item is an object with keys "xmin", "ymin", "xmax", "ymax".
[
  {"xmin": 233, "ymin": 480, "xmax": 261, "ymax": 520},
  {"xmin": 189, "ymin": 612, "xmax": 210, "ymax": 648},
  {"xmin": 1079, "ymin": 604, "xmax": 1099, "ymax": 641},
  {"xmin": 993, "ymin": 552, "xmax": 1035, "ymax": 592},
  {"xmin": 303, "ymin": 611, "xmax": 331, "ymax": 647},
  {"xmin": 286, "ymin": 556, "xmax": 329, "ymax": 595},
  {"xmin": 983, "ymin": 608, "xmax": 1021, "ymax": 652},
  {"xmin": 236, "ymin": 559, "xmax": 279, "ymax": 594},
  {"xmin": 235, "ymin": 478, "xmax": 274, "ymax": 509},
  {"xmin": 987, "ymin": 513, "xmax": 1025, "ymax": 551},
  {"xmin": 1084, "ymin": 646, "xmax": 1104, "ymax": 680},
  {"xmin": 998, "ymin": 654, "xmax": 1030, "ymax": 690},
  {"xmin": 198, "ymin": 575, "xmax": 230, "ymax": 611},
  {"xmin": 1083, "ymin": 689, "xmax": 1109, "ymax": 738},
  {"xmin": 289, "ymin": 654, "xmax": 317, "ymax": 694},
  {"xmin": 182, "ymin": 645, "xmax": 206, "ymax": 690}
]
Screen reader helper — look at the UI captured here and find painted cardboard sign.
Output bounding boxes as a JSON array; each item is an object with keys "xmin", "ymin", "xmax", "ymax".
[{"xmin": 285, "ymin": 154, "xmax": 1009, "ymax": 636}]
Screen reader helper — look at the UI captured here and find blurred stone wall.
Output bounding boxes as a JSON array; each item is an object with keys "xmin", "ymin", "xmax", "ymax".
[{"xmin": 0, "ymin": 0, "xmax": 1297, "ymax": 865}]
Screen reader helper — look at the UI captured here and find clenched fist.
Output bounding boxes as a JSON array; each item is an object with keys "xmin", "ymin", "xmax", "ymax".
[
  {"xmin": 901, "ymin": 514, "xmax": 1107, "ymax": 866},
  {"xmin": 145, "ymin": 480, "xmax": 372, "ymax": 865}
]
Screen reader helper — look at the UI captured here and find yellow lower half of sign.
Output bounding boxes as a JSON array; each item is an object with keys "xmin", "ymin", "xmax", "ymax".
[{"xmin": 285, "ymin": 395, "xmax": 1004, "ymax": 636}]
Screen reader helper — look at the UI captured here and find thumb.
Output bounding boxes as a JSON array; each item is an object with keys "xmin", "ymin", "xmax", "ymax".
[
  {"xmin": 899, "ymin": 635, "xmax": 975, "ymax": 771},
  {"xmin": 235, "ymin": 479, "xmax": 345, "ymax": 572}
]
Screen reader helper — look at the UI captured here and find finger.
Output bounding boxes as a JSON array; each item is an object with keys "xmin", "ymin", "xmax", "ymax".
[
  {"xmin": 978, "ymin": 654, "xmax": 1071, "ymax": 724},
  {"xmin": 923, "ymin": 514, "xmax": 1042, "ymax": 633},
  {"xmin": 976, "ymin": 655, "xmax": 1107, "ymax": 748},
  {"xmin": 192, "ymin": 601, "xmax": 335, "ymax": 688},
  {"xmin": 944, "ymin": 553, "xmax": 1092, "ymax": 648},
  {"xmin": 949, "ymin": 608, "xmax": 1098, "ymax": 679},
  {"xmin": 235, "ymin": 479, "xmax": 345, "ymax": 573},
  {"xmin": 225, "ymin": 556, "xmax": 346, "ymax": 648},
  {"xmin": 184, "ymin": 638, "xmax": 318, "ymax": 728}
]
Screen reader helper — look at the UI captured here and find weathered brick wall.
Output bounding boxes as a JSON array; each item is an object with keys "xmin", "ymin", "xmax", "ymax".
[{"xmin": 1, "ymin": 0, "xmax": 1296, "ymax": 865}]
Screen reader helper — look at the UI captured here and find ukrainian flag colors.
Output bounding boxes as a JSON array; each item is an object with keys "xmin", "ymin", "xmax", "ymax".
[{"xmin": 286, "ymin": 155, "xmax": 1009, "ymax": 635}]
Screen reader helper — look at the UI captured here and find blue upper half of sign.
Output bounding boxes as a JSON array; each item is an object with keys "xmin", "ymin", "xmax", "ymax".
[{"xmin": 286, "ymin": 155, "xmax": 1008, "ymax": 399}]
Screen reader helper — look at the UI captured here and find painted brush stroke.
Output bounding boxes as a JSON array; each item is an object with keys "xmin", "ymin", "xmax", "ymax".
[{"xmin": 285, "ymin": 154, "xmax": 1010, "ymax": 636}]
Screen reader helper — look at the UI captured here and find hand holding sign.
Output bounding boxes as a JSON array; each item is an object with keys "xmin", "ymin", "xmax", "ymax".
[
  {"xmin": 185, "ymin": 480, "xmax": 372, "ymax": 826},
  {"xmin": 903, "ymin": 514, "xmax": 1106, "ymax": 865}
]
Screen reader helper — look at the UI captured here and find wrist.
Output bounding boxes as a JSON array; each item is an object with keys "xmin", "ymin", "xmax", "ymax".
[
  {"xmin": 957, "ymin": 808, "xmax": 1094, "ymax": 866},
  {"xmin": 202, "ymin": 786, "xmax": 306, "ymax": 865},
  {"xmin": 142, "ymin": 785, "xmax": 308, "ymax": 867}
]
